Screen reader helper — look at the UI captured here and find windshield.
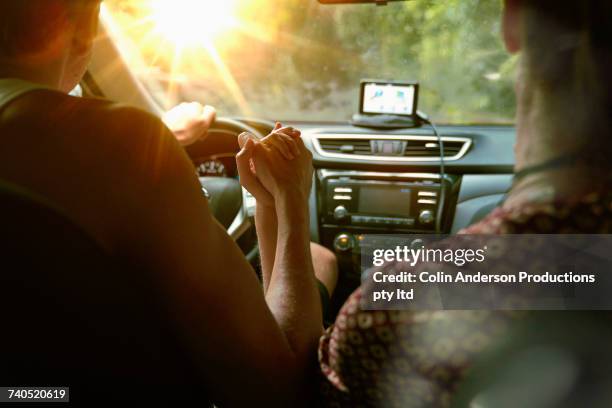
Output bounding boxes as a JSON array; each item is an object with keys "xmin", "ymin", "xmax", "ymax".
[{"xmin": 103, "ymin": 0, "xmax": 516, "ymax": 124}]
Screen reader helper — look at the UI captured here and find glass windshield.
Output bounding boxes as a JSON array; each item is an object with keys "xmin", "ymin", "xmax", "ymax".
[{"xmin": 102, "ymin": 0, "xmax": 516, "ymax": 124}]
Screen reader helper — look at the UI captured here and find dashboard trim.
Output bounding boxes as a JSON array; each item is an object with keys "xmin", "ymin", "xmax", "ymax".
[
  {"xmin": 318, "ymin": 169, "xmax": 443, "ymax": 181},
  {"xmin": 311, "ymin": 134, "xmax": 473, "ymax": 163}
]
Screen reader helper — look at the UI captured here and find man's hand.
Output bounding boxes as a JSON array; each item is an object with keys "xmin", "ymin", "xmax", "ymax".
[{"xmin": 163, "ymin": 102, "xmax": 216, "ymax": 147}]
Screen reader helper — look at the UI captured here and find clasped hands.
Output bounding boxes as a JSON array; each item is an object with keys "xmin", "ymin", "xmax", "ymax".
[
  {"xmin": 161, "ymin": 102, "xmax": 312, "ymax": 207},
  {"xmin": 236, "ymin": 123, "xmax": 313, "ymax": 208}
]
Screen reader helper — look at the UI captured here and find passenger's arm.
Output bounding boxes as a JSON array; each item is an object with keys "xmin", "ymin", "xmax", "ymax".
[
  {"xmin": 249, "ymin": 136, "xmax": 323, "ymax": 359},
  {"xmin": 105, "ymin": 109, "xmax": 321, "ymax": 407},
  {"xmin": 237, "ymin": 124, "xmax": 302, "ymax": 293},
  {"xmin": 267, "ymin": 187, "xmax": 322, "ymax": 357},
  {"xmin": 255, "ymin": 204, "xmax": 278, "ymax": 292}
]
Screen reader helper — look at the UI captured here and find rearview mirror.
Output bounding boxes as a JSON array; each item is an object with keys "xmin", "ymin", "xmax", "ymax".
[{"xmin": 318, "ymin": 0, "xmax": 408, "ymax": 4}]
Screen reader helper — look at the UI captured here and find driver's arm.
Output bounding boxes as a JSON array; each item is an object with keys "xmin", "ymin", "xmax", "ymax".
[
  {"xmin": 168, "ymin": 111, "xmax": 338, "ymax": 298},
  {"xmin": 106, "ymin": 108, "xmax": 322, "ymax": 406},
  {"xmin": 162, "ymin": 101, "xmax": 216, "ymax": 146}
]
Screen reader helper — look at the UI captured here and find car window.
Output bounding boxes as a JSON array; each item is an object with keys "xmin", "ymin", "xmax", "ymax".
[{"xmin": 102, "ymin": 0, "xmax": 516, "ymax": 124}]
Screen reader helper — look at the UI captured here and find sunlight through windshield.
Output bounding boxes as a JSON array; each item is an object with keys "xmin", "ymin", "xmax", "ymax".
[
  {"xmin": 102, "ymin": 0, "xmax": 516, "ymax": 124},
  {"xmin": 148, "ymin": 0, "xmax": 240, "ymax": 46}
]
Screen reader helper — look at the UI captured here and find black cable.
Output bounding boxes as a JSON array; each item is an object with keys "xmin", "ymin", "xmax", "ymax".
[{"xmin": 417, "ymin": 111, "xmax": 445, "ymax": 234}]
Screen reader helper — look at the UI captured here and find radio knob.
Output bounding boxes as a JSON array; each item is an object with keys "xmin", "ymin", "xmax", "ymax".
[
  {"xmin": 419, "ymin": 209, "xmax": 435, "ymax": 225},
  {"xmin": 333, "ymin": 205, "xmax": 349, "ymax": 221},
  {"xmin": 334, "ymin": 233, "xmax": 354, "ymax": 252},
  {"xmin": 410, "ymin": 238, "xmax": 425, "ymax": 250}
]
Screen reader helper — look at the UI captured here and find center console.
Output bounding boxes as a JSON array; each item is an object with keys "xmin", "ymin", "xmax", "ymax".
[
  {"xmin": 316, "ymin": 169, "xmax": 460, "ymax": 312},
  {"xmin": 317, "ymin": 169, "xmax": 460, "ymax": 257}
]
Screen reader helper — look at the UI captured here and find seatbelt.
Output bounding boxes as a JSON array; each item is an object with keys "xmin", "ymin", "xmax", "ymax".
[{"xmin": 0, "ymin": 78, "xmax": 50, "ymax": 114}]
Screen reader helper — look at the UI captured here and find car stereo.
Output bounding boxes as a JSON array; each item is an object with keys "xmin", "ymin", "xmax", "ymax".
[{"xmin": 322, "ymin": 175, "xmax": 441, "ymax": 231}]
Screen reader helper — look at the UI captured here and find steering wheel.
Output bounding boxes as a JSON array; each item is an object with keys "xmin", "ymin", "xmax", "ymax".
[{"xmin": 190, "ymin": 118, "xmax": 266, "ymax": 241}]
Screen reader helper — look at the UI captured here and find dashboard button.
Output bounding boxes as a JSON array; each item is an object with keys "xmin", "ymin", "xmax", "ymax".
[
  {"xmin": 419, "ymin": 210, "xmax": 435, "ymax": 225},
  {"xmin": 418, "ymin": 191, "xmax": 438, "ymax": 198},
  {"xmin": 333, "ymin": 205, "xmax": 349, "ymax": 221},
  {"xmin": 334, "ymin": 233, "xmax": 355, "ymax": 252},
  {"xmin": 333, "ymin": 195, "xmax": 352, "ymax": 201},
  {"xmin": 418, "ymin": 199, "xmax": 437, "ymax": 205}
]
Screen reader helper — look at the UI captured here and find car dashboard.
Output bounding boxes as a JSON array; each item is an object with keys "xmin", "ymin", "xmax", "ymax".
[
  {"xmin": 299, "ymin": 122, "xmax": 515, "ymax": 236},
  {"xmin": 298, "ymin": 123, "xmax": 515, "ymax": 308},
  {"xmin": 191, "ymin": 119, "xmax": 516, "ymax": 310}
]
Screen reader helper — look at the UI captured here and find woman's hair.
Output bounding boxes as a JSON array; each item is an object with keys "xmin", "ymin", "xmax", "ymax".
[
  {"xmin": 521, "ymin": 0, "xmax": 612, "ymax": 163},
  {"xmin": 0, "ymin": 0, "xmax": 99, "ymax": 58}
]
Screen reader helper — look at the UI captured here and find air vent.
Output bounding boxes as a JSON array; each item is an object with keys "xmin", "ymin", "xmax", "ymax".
[
  {"xmin": 317, "ymin": 139, "xmax": 372, "ymax": 155},
  {"xmin": 313, "ymin": 134, "xmax": 472, "ymax": 162},
  {"xmin": 404, "ymin": 140, "xmax": 466, "ymax": 159}
]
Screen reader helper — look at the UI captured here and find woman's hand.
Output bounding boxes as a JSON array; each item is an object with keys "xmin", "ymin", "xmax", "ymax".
[{"xmin": 163, "ymin": 102, "xmax": 216, "ymax": 147}]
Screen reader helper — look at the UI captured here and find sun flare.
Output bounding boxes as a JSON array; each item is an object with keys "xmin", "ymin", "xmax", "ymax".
[
  {"xmin": 148, "ymin": 0, "xmax": 239, "ymax": 47},
  {"xmin": 100, "ymin": 0, "xmax": 275, "ymax": 116}
]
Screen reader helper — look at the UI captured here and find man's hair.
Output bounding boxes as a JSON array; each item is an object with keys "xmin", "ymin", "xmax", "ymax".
[
  {"xmin": 0, "ymin": 1, "xmax": 99, "ymax": 58},
  {"xmin": 521, "ymin": 1, "xmax": 612, "ymax": 162}
]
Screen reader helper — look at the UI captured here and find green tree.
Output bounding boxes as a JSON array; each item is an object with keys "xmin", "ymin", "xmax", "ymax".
[{"xmin": 105, "ymin": 0, "xmax": 516, "ymax": 123}]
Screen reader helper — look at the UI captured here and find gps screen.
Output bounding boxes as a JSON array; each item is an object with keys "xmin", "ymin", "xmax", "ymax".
[{"xmin": 361, "ymin": 82, "xmax": 417, "ymax": 116}]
